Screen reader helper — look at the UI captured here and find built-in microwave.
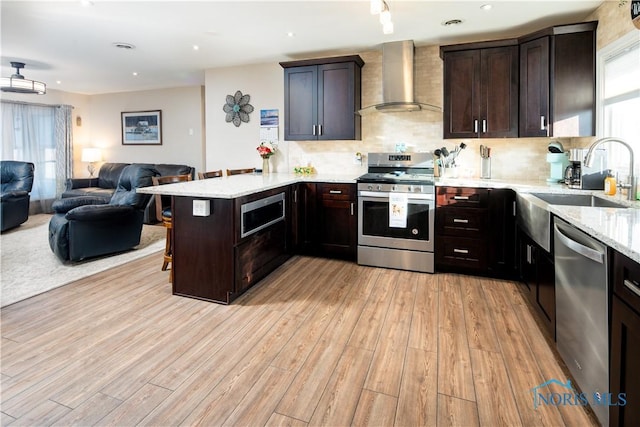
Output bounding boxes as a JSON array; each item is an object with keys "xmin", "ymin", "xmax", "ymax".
[{"xmin": 240, "ymin": 192, "xmax": 285, "ymax": 238}]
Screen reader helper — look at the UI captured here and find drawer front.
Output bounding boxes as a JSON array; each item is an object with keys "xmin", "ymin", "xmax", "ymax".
[
  {"xmin": 437, "ymin": 208, "xmax": 488, "ymax": 237},
  {"xmin": 613, "ymin": 250, "xmax": 640, "ymax": 315},
  {"xmin": 437, "ymin": 187, "xmax": 489, "ymax": 208},
  {"xmin": 436, "ymin": 236, "xmax": 487, "ymax": 270},
  {"xmin": 317, "ymin": 183, "xmax": 355, "ymax": 200}
]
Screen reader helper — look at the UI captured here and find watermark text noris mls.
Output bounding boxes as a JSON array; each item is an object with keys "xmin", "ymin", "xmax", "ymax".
[{"xmin": 531, "ymin": 379, "xmax": 626, "ymax": 409}]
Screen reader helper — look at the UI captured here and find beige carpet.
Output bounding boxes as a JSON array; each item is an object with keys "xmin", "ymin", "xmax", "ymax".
[{"xmin": 0, "ymin": 214, "xmax": 166, "ymax": 307}]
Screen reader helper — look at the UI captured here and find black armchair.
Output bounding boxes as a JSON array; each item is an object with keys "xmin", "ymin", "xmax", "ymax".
[
  {"xmin": 48, "ymin": 164, "xmax": 158, "ymax": 262},
  {"xmin": 1, "ymin": 160, "xmax": 35, "ymax": 232}
]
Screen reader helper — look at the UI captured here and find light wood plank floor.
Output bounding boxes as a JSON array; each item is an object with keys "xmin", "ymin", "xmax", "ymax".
[{"xmin": 1, "ymin": 253, "xmax": 598, "ymax": 426}]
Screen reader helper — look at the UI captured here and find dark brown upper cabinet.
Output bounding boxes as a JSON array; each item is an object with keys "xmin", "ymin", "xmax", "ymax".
[
  {"xmin": 519, "ymin": 21, "xmax": 597, "ymax": 137},
  {"xmin": 280, "ymin": 55, "xmax": 363, "ymax": 141},
  {"xmin": 440, "ymin": 42, "xmax": 519, "ymax": 139}
]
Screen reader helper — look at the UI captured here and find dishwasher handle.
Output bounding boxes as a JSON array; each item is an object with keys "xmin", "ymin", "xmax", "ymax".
[{"xmin": 554, "ymin": 223, "xmax": 605, "ymax": 264}]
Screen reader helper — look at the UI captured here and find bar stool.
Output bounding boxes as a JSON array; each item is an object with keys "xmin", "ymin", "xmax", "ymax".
[
  {"xmin": 226, "ymin": 168, "xmax": 256, "ymax": 176},
  {"xmin": 198, "ymin": 170, "xmax": 223, "ymax": 179},
  {"xmin": 152, "ymin": 174, "xmax": 192, "ymax": 281}
]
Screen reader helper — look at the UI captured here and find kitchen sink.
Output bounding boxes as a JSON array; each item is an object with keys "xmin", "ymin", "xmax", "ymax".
[
  {"xmin": 516, "ymin": 192, "xmax": 628, "ymax": 253},
  {"xmin": 529, "ymin": 192, "xmax": 629, "ymax": 209}
]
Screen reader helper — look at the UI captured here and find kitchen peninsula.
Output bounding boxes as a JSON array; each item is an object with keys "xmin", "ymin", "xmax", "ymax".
[
  {"xmin": 138, "ymin": 173, "xmax": 357, "ymax": 304},
  {"xmin": 139, "ymin": 173, "xmax": 640, "ymax": 305}
]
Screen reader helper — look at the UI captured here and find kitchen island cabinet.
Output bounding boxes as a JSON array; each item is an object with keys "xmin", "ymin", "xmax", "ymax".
[{"xmin": 172, "ymin": 187, "xmax": 290, "ymax": 304}]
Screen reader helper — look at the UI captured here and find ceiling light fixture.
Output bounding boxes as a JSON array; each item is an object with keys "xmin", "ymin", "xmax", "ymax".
[
  {"xmin": 370, "ymin": 0, "xmax": 394, "ymax": 34},
  {"xmin": 480, "ymin": 4, "xmax": 492, "ymax": 11},
  {"xmin": 0, "ymin": 62, "xmax": 46, "ymax": 95}
]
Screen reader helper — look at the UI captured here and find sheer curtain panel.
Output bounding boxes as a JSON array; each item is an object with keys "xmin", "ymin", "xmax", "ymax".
[{"xmin": 1, "ymin": 101, "xmax": 73, "ymax": 213}]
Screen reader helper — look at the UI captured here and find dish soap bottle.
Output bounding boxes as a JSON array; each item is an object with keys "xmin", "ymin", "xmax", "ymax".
[{"xmin": 604, "ymin": 171, "xmax": 617, "ymax": 196}]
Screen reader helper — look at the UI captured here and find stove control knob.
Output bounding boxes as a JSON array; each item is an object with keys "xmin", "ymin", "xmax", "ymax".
[
  {"xmin": 367, "ymin": 184, "xmax": 373, "ymax": 190},
  {"xmin": 408, "ymin": 185, "xmax": 413, "ymax": 192},
  {"xmin": 377, "ymin": 185, "xmax": 382, "ymax": 191},
  {"xmin": 392, "ymin": 185, "xmax": 398, "ymax": 191}
]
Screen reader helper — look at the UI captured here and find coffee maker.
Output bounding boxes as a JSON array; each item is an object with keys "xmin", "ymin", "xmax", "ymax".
[{"xmin": 564, "ymin": 148, "xmax": 608, "ymax": 189}]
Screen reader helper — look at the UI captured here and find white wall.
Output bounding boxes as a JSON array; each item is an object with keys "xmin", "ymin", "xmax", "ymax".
[
  {"xmin": 86, "ymin": 86, "xmax": 205, "ymax": 177},
  {"xmin": 204, "ymin": 62, "xmax": 286, "ymax": 173}
]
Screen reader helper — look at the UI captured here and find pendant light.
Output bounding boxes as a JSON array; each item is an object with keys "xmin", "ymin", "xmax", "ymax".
[{"xmin": 1, "ymin": 62, "xmax": 46, "ymax": 95}]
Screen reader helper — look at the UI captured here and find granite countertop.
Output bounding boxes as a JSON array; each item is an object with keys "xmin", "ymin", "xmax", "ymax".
[
  {"xmin": 138, "ymin": 173, "xmax": 640, "ymax": 263},
  {"xmin": 136, "ymin": 172, "xmax": 358, "ymax": 199}
]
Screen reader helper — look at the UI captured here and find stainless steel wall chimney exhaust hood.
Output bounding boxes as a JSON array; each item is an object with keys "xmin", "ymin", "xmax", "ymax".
[{"xmin": 359, "ymin": 40, "xmax": 441, "ymax": 114}]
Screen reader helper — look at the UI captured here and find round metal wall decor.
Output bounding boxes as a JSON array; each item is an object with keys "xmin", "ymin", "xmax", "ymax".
[{"xmin": 223, "ymin": 90, "xmax": 254, "ymax": 127}]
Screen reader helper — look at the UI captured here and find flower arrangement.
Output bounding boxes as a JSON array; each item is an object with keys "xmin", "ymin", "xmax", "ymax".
[{"xmin": 257, "ymin": 141, "xmax": 277, "ymax": 159}]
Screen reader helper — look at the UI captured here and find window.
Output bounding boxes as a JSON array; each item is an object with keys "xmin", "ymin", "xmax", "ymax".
[{"xmin": 597, "ymin": 30, "xmax": 640, "ymax": 184}]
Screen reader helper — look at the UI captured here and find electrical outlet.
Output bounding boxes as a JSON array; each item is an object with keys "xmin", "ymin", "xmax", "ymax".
[{"xmin": 192, "ymin": 199, "xmax": 210, "ymax": 216}]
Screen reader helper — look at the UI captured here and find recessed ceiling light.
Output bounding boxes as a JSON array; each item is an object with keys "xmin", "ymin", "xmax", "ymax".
[
  {"xmin": 442, "ymin": 19, "xmax": 464, "ymax": 26},
  {"xmin": 113, "ymin": 42, "xmax": 136, "ymax": 50},
  {"xmin": 480, "ymin": 4, "xmax": 492, "ymax": 11},
  {"xmin": 132, "ymin": 72, "xmax": 138, "ymax": 76},
  {"xmin": 80, "ymin": 0, "xmax": 94, "ymax": 6},
  {"xmin": 56, "ymin": 80, "xmax": 62, "ymax": 85},
  {"xmin": 287, "ymin": 32, "xmax": 295, "ymax": 37},
  {"xmin": 193, "ymin": 45, "xmax": 200, "ymax": 51}
]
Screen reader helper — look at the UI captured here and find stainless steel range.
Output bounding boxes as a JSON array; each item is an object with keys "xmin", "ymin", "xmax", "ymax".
[{"xmin": 357, "ymin": 152, "xmax": 435, "ymax": 273}]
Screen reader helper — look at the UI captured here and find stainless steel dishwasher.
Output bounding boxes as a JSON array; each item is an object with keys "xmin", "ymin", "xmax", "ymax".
[{"xmin": 554, "ymin": 217, "xmax": 609, "ymax": 427}]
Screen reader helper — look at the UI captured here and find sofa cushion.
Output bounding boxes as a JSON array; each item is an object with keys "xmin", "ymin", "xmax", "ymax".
[
  {"xmin": 97, "ymin": 163, "xmax": 129, "ymax": 189},
  {"xmin": 154, "ymin": 164, "xmax": 194, "ymax": 179},
  {"xmin": 62, "ymin": 187, "xmax": 113, "ymax": 201}
]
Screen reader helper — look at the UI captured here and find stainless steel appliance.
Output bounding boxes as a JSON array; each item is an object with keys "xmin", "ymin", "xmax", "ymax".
[
  {"xmin": 564, "ymin": 148, "xmax": 608, "ymax": 190},
  {"xmin": 240, "ymin": 192, "xmax": 285, "ymax": 238},
  {"xmin": 357, "ymin": 152, "xmax": 435, "ymax": 273},
  {"xmin": 554, "ymin": 217, "xmax": 609, "ymax": 426}
]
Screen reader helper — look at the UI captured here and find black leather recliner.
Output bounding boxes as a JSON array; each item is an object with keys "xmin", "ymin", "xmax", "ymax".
[
  {"xmin": 48, "ymin": 164, "xmax": 158, "ymax": 262},
  {"xmin": 1, "ymin": 160, "xmax": 35, "ymax": 232}
]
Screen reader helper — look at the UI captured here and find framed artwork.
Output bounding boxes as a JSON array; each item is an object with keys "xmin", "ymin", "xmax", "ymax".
[{"xmin": 121, "ymin": 110, "xmax": 162, "ymax": 145}]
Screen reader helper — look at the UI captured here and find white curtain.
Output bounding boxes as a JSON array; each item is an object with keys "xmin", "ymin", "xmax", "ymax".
[{"xmin": 1, "ymin": 101, "xmax": 73, "ymax": 213}]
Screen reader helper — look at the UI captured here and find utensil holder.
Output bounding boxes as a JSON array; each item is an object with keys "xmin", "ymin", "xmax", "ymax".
[{"xmin": 480, "ymin": 157, "xmax": 491, "ymax": 179}]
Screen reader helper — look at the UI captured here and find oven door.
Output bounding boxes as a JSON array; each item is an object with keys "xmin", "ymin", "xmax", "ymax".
[{"xmin": 358, "ymin": 190, "xmax": 434, "ymax": 252}]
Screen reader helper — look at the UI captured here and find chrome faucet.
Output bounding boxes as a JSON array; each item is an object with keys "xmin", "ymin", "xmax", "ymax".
[{"xmin": 583, "ymin": 137, "xmax": 636, "ymax": 201}]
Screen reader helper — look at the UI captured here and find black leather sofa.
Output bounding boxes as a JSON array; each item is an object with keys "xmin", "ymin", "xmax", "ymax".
[
  {"xmin": 49, "ymin": 164, "xmax": 158, "ymax": 262},
  {"xmin": 1, "ymin": 160, "xmax": 35, "ymax": 232},
  {"xmin": 62, "ymin": 162, "xmax": 194, "ymax": 224}
]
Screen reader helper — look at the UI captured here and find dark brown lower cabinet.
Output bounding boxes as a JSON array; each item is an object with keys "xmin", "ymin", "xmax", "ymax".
[
  {"xmin": 172, "ymin": 188, "xmax": 290, "ymax": 304},
  {"xmin": 316, "ymin": 183, "xmax": 356, "ymax": 260},
  {"xmin": 517, "ymin": 227, "xmax": 555, "ymax": 339},
  {"xmin": 610, "ymin": 250, "xmax": 640, "ymax": 426}
]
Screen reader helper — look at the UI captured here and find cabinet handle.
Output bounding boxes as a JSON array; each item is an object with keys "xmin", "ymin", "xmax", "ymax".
[
  {"xmin": 453, "ymin": 218, "xmax": 469, "ymax": 224},
  {"xmin": 294, "ymin": 189, "xmax": 298, "ymax": 203},
  {"xmin": 350, "ymin": 202, "xmax": 354, "ymax": 216},
  {"xmin": 513, "ymin": 201, "xmax": 517, "ymax": 217},
  {"xmin": 312, "ymin": 125, "xmax": 317, "ymax": 136},
  {"xmin": 540, "ymin": 116, "xmax": 545, "ymax": 131},
  {"xmin": 453, "ymin": 195, "xmax": 469, "ymax": 200},
  {"xmin": 624, "ymin": 279, "xmax": 640, "ymax": 298},
  {"xmin": 318, "ymin": 124, "xmax": 323, "ymax": 136},
  {"xmin": 482, "ymin": 119, "xmax": 487, "ymax": 133},
  {"xmin": 329, "ymin": 190, "xmax": 342, "ymax": 194},
  {"xmin": 474, "ymin": 119, "xmax": 478, "ymax": 133},
  {"xmin": 454, "ymin": 248, "xmax": 469, "ymax": 254}
]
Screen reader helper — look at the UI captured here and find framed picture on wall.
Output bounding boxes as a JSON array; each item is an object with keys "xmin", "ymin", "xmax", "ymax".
[{"xmin": 121, "ymin": 110, "xmax": 162, "ymax": 145}]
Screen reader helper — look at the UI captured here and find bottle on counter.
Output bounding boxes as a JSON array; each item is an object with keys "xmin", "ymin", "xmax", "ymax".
[{"xmin": 604, "ymin": 171, "xmax": 617, "ymax": 196}]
